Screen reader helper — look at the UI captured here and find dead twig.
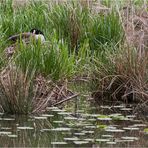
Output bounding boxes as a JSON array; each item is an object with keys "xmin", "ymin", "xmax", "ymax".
[{"xmin": 53, "ymin": 93, "xmax": 79, "ymax": 106}]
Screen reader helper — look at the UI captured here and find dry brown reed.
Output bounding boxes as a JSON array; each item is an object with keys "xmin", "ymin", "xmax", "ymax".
[{"xmin": 0, "ymin": 66, "xmax": 77, "ymax": 114}]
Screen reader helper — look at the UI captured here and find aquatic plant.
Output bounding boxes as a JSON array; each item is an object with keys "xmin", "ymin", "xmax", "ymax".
[
  {"xmin": 0, "ymin": 65, "xmax": 77, "ymax": 114},
  {"xmin": 92, "ymin": 47, "xmax": 148, "ymax": 104}
]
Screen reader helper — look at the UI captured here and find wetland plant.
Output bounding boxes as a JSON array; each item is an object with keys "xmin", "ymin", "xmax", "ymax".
[{"xmin": 92, "ymin": 47, "xmax": 148, "ymax": 104}]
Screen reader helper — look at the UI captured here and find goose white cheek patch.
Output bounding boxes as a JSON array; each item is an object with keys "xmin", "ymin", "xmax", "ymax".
[{"xmin": 34, "ymin": 34, "xmax": 45, "ymax": 43}]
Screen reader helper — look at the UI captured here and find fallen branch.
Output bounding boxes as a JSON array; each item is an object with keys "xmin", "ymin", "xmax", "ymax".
[{"xmin": 53, "ymin": 93, "xmax": 79, "ymax": 106}]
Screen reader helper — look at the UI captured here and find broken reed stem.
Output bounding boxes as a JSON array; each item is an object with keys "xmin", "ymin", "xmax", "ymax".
[{"xmin": 53, "ymin": 93, "xmax": 79, "ymax": 106}]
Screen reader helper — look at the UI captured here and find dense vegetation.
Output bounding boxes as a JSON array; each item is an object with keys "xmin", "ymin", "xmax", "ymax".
[{"xmin": 0, "ymin": 0, "xmax": 147, "ymax": 114}]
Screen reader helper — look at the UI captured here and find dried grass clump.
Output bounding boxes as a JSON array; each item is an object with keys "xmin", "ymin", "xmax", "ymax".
[
  {"xmin": 121, "ymin": 4, "xmax": 148, "ymax": 55},
  {"xmin": 92, "ymin": 47, "xmax": 148, "ymax": 105},
  {"xmin": 0, "ymin": 66, "xmax": 77, "ymax": 114}
]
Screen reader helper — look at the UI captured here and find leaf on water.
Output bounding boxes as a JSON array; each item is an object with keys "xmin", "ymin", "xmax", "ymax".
[
  {"xmin": 46, "ymin": 107, "xmax": 58, "ymax": 110},
  {"xmin": 116, "ymin": 139, "xmax": 134, "ymax": 142},
  {"xmin": 97, "ymin": 125, "xmax": 108, "ymax": 129},
  {"xmin": 105, "ymin": 129, "xmax": 125, "ymax": 132},
  {"xmin": 64, "ymin": 117, "xmax": 77, "ymax": 120},
  {"xmin": 102, "ymin": 135, "xmax": 114, "ymax": 138},
  {"xmin": 123, "ymin": 127, "xmax": 139, "ymax": 130},
  {"xmin": 84, "ymin": 138, "xmax": 94, "ymax": 142},
  {"xmin": 73, "ymin": 141, "xmax": 89, "ymax": 145},
  {"xmin": 0, "ymin": 131, "xmax": 12, "ymax": 135},
  {"xmin": 53, "ymin": 121, "xmax": 64, "ymax": 123},
  {"xmin": 95, "ymin": 139, "xmax": 110, "ymax": 142},
  {"xmin": 2, "ymin": 118, "xmax": 15, "ymax": 121},
  {"xmin": 41, "ymin": 114, "xmax": 54, "ymax": 117},
  {"xmin": 51, "ymin": 142, "xmax": 67, "ymax": 145},
  {"xmin": 88, "ymin": 118, "xmax": 96, "ymax": 121},
  {"xmin": 121, "ymin": 136, "xmax": 139, "ymax": 140},
  {"xmin": 82, "ymin": 130, "xmax": 94, "ymax": 134},
  {"xmin": 97, "ymin": 117, "xmax": 112, "ymax": 121},
  {"xmin": 1, "ymin": 127, "xmax": 12, "ymax": 130},
  {"xmin": 17, "ymin": 127, "xmax": 34, "ymax": 130},
  {"xmin": 8, "ymin": 134, "xmax": 18, "ymax": 138},
  {"xmin": 34, "ymin": 116, "xmax": 47, "ymax": 120},
  {"xmin": 51, "ymin": 127, "xmax": 71, "ymax": 131},
  {"xmin": 64, "ymin": 137, "xmax": 79, "ymax": 141},
  {"xmin": 111, "ymin": 115, "xmax": 127, "ymax": 121},
  {"xmin": 126, "ymin": 115, "xmax": 136, "ymax": 118},
  {"xmin": 97, "ymin": 115, "xmax": 112, "ymax": 120},
  {"xmin": 113, "ymin": 105, "xmax": 125, "ymax": 108},
  {"xmin": 144, "ymin": 128, "xmax": 148, "ymax": 133},
  {"xmin": 100, "ymin": 105, "xmax": 111, "ymax": 109},
  {"xmin": 58, "ymin": 112, "xmax": 72, "ymax": 115},
  {"xmin": 74, "ymin": 132, "xmax": 85, "ymax": 136},
  {"xmin": 133, "ymin": 124, "xmax": 147, "ymax": 127},
  {"xmin": 52, "ymin": 109, "xmax": 63, "ymax": 112}
]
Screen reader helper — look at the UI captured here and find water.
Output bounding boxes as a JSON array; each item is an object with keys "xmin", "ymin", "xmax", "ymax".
[
  {"xmin": 0, "ymin": 102, "xmax": 148, "ymax": 147},
  {"xmin": 0, "ymin": 82, "xmax": 148, "ymax": 147}
]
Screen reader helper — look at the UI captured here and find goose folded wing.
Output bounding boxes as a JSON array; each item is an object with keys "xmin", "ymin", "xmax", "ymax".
[{"xmin": 7, "ymin": 32, "xmax": 32, "ymax": 42}]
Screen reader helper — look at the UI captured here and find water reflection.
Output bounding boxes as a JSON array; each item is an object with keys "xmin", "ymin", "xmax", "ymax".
[{"xmin": 0, "ymin": 103, "xmax": 148, "ymax": 147}]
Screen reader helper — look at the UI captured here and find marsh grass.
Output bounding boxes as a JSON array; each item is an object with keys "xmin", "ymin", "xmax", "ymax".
[
  {"xmin": 0, "ymin": 66, "xmax": 35, "ymax": 114},
  {"xmin": 92, "ymin": 46, "xmax": 148, "ymax": 104},
  {"xmin": 0, "ymin": 0, "xmax": 127, "ymax": 114}
]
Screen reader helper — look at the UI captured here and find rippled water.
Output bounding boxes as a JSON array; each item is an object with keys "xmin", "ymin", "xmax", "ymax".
[
  {"xmin": 0, "ymin": 100, "xmax": 148, "ymax": 147},
  {"xmin": 0, "ymin": 82, "xmax": 147, "ymax": 147}
]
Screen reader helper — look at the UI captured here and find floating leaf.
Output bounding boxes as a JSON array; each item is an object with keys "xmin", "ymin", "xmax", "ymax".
[
  {"xmin": 51, "ymin": 128, "xmax": 71, "ymax": 131},
  {"xmin": 144, "ymin": 128, "xmax": 148, "ymax": 133},
  {"xmin": 95, "ymin": 139, "xmax": 110, "ymax": 142},
  {"xmin": 73, "ymin": 141, "xmax": 89, "ymax": 145},
  {"xmin": 64, "ymin": 137, "xmax": 79, "ymax": 141},
  {"xmin": 121, "ymin": 136, "xmax": 139, "ymax": 140},
  {"xmin": 0, "ymin": 131, "xmax": 12, "ymax": 135},
  {"xmin": 51, "ymin": 142, "xmax": 67, "ymax": 145},
  {"xmin": 8, "ymin": 134, "xmax": 18, "ymax": 138},
  {"xmin": 17, "ymin": 127, "xmax": 34, "ymax": 130},
  {"xmin": 34, "ymin": 116, "xmax": 47, "ymax": 120}
]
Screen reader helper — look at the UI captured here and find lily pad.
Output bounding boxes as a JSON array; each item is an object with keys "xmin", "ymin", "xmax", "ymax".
[
  {"xmin": 121, "ymin": 136, "xmax": 139, "ymax": 140},
  {"xmin": 8, "ymin": 134, "xmax": 18, "ymax": 138},
  {"xmin": 95, "ymin": 139, "xmax": 110, "ymax": 142},
  {"xmin": 64, "ymin": 137, "xmax": 79, "ymax": 141},
  {"xmin": 17, "ymin": 127, "xmax": 34, "ymax": 130},
  {"xmin": 51, "ymin": 128, "xmax": 71, "ymax": 131},
  {"xmin": 144, "ymin": 128, "xmax": 148, "ymax": 133},
  {"xmin": 0, "ymin": 131, "xmax": 12, "ymax": 135},
  {"xmin": 34, "ymin": 116, "xmax": 47, "ymax": 120},
  {"xmin": 41, "ymin": 114, "xmax": 54, "ymax": 117},
  {"xmin": 51, "ymin": 142, "xmax": 67, "ymax": 145},
  {"xmin": 123, "ymin": 127, "xmax": 139, "ymax": 130},
  {"xmin": 105, "ymin": 129, "xmax": 125, "ymax": 132},
  {"xmin": 73, "ymin": 141, "xmax": 89, "ymax": 145},
  {"xmin": 74, "ymin": 132, "xmax": 85, "ymax": 136}
]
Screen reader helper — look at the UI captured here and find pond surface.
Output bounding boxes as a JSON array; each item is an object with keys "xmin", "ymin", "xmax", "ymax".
[{"xmin": 0, "ymin": 83, "xmax": 148, "ymax": 147}]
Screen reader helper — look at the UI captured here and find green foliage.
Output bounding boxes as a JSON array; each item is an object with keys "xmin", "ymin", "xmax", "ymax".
[
  {"xmin": 0, "ymin": 0, "xmax": 126, "ymax": 114},
  {"xmin": 89, "ymin": 11, "xmax": 124, "ymax": 51},
  {"xmin": 15, "ymin": 33, "xmax": 76, "ymax": 80}
]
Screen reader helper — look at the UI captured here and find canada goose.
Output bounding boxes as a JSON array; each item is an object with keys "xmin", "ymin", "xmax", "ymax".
[{"xmin": 5, "ymin": 28, "xmax": 45, "ymax": 58}]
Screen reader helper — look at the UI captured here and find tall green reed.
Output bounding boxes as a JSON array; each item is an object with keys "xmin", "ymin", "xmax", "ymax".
[{"xmin": 14, "ymin": 33, "xmax": 76, "ymax": 80}]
